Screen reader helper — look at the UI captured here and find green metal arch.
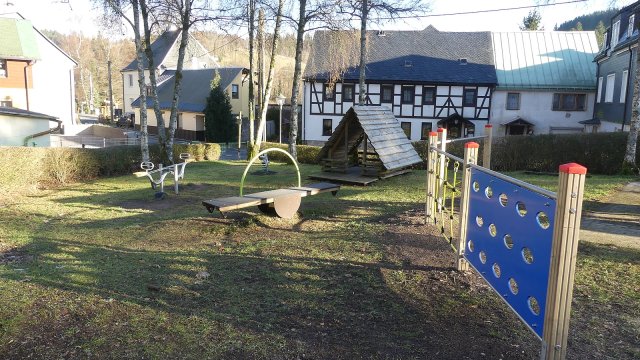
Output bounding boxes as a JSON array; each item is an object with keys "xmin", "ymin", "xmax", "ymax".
[{"xmin": 240, "ymin": 148, "xmax": 301, "ymax": 196}]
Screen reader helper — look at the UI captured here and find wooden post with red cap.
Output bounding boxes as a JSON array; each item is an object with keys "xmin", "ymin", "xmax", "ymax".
[
  {"xmin": 540, "ymin": 163, "xmax": 587, "ymax": 360},
  {"xmin": 457, "ymin": 141, "xmax": 479, "ymax": 271},
  {"xmin": 483, "ymin": 124, "xmax": 493, "ymax": 169},
  {"xmin": 425, "ymin": 131, "xmax": 439, "ymax": 222}
]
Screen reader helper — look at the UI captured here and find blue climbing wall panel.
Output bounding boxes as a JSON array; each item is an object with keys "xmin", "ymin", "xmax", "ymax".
[{"xmin": 464, "ymin": 168, "xmax": 556, "ymax": 339}]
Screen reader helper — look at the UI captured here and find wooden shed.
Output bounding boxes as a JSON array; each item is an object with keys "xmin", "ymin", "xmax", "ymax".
[{"xmin": 313, "ymin": 106, "xmax": 422, "ymax": 185}]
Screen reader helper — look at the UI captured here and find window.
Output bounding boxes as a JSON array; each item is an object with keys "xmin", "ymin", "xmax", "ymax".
[
  {"xmin": 552, "ymin": 93, "xmax": 587, "ymax": 111},
  {"xmin": 401, "ymin": 86, "xmax": 414, "ymax": 104},
  {"xmin": 597, "ymin": 77, "xmax": 603, "ymax": 103},
  {"xmin": 400, "ymin": 121, "xmax": 411, "ymax": 139},
  {"xmin": 506, "ymin": 93, "xmax": 520, "ymax": 110},
  {"xmin": 421, "ymin": 122, "xmax": 432, "ymax": 140},
  {"xmin": 323, "ymin": 84, "xmax": 335, "ymax": 101},
  {"xmin": 422, "ymin": 87, "xmax": 436, "ymax": 105},
  {"xmin": 0, "ymin": 100, "xmax": 12, "ymax": 107},
  {"xmin": 0, "ymin": 59, "xmax": 7, "ymax": 77},
  {"xmin": 604, "ymin": 32, "xmax": 608, "ymax": 47},
  {"xmin": 620, "ymin": 70, "xmax": 629, "ymax": 103},
  {"xmin": 343, "ymin": 85, "xmax": 354, "ymax": 102},
  {"xmin": 463, "ymin": 89, "xmax": 476, "ymax": 107},
  {"xmin": 128, "ymin": 74, "xmax": 133, "ymax": 87},
  {"xmin": 612, "ymin": 20, "xmax": 620, "ymax": 48},
  {"xmin": 177, "ymin": 113, "xmax": 183, "ymax": 129},
  {"xmin": 322, "ymin": 119, "xmax": 332, "ymax": 136},
  {"xmin": 605, "ymin": 73, "xmax": 615, "ymax": 102},
  {"xmin": 381, "ymin": 85, "xmax": 393, "ymax": 103},
  {"xmin": 629, "ymin": 14, "xmax": 635, "ymax": 37},
  {"xmin": 232, "ymin": 84, "xmax": 239, "ymax": 99},
  {"xmin": 145, "ymin": 85, "xmax": 153, "ymax": 96}
]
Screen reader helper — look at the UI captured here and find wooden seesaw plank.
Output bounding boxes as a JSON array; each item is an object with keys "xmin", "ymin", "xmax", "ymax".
[
  {"xmin": 202, "ymin": 183, "xmax": 341, "ymax": 217},
  {"xmin": 289, "ymin": 182, "xmax": 341, "ymax": 196},
  {"xmin": 202, "ymin": 196, "xmax": 262, "ymax": 213}
]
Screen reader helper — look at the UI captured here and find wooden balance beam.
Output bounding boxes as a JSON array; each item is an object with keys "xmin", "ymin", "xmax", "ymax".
[{"xmin": 202, "ymin": 182, "xmax": 340, "ymax": 219}]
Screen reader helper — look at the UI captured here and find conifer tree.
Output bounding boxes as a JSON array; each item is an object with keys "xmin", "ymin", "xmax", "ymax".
[{"xmin": 204, "ymin": 71, "xmax": 234, "ymax": 143}]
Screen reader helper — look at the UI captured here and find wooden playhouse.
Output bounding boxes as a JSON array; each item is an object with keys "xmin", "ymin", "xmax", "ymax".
[{"xmin": 312, "ymin": 105, "xmax": 423, "ymax": 185}]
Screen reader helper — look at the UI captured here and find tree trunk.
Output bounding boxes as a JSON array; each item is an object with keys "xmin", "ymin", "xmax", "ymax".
[
  {"xmin": 247, "ymin": 0, "xmax": 256, "ymax": 156},
  {"xmin": 141, "ymin": 0, "xmax": 167, "ymax": 152},
  {"xmin": 288, "ymin": 0, "xmax": 307, "ymax": 159},
  {"xmin": 624, "ymin": 47, "xmax": 639, "ymax": 173},
  {"xmin": 132, "ymin": 0, "xmax": 150, "ymax": 162},
  {"xmin": 257, "ymin": 9, "xmax": 266, "ymax": 143},
  {"xmin": 358, "ymin": 0, "xmax": 368, "ymax": 106},
  {"xmin": 165, "ymin": 0, "xmax": 193, "ymax": 164},
  {"xmin": 255, "ymin": 0, "xmax": 284, "ymax": 149}
]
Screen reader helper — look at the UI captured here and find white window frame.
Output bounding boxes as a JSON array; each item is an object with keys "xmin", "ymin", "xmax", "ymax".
[
  {"xmin": 605, "ymin": 73, "xmax": 615, "ymax": 103},
  {"xmin": 0, "ymin": 59, "xmax": 7, "ymax": 77},
  {"xmin": 506, "ymin": 92, "xmax": 520, "ymax": 110},
  {"xmin": 629, "ymin": 15, "xmax": 635, "ymax": 37},
  {"xmin": 620, "ymin": 70, "xmax": 629, "ymax": 103},
  {"xmin": 597, "ymin": 77, "xmax": 603, "ymax": 103},
  {"xmin": 612, "ymin": 20, "xmax": 620, "ymax": 48},
  {"xmin": 128, "ymin": 74, "xmax": 133, "ymax": 87}
]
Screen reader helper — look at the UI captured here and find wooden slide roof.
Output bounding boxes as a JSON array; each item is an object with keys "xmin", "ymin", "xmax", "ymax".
[{"xmin": 318, "ymin": 105, "xmax": 423, "ymax": 171}]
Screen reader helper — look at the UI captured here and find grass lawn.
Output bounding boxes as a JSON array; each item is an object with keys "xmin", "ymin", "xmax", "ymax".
[{"xmin": 0, "ymin": 161, "xmax": 637, "ymax": 359}]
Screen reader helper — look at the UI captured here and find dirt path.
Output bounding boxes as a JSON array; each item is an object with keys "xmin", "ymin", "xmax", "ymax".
[{"xmin": 580, "ymin": 182, "xmax": 640, "ymax": 249}]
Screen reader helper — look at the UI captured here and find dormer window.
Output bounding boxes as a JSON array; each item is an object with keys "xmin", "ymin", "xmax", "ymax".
[
  {"xmin": 404, "ymin": 60, "xmax": 413, "ymax": 67},
  {"xmin": 458, "ymin": 58, "xmax": 468, "ymax": 65},
  {"xmin": 604, "ymin": 32, "xmax": 608, "ymax": 48},
  {"xmin": 629, "ymin": 14, "xmax": 635, "ymax": 37},
  {"xmin": 612, "ymin": 20, "xmax": 620, "ymax": 48},
  {"xmin": 377, "ymin": 30, "xmax": 386, "ymax": 37}
]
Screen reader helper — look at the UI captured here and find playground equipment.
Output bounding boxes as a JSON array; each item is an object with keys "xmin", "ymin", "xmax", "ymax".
[
  {"xmin": 136, "ymin": 153, "xmax": 191, "ymax": 198},
  {"xmin": 202, "ymin": 148, "xmax": 340, "ymax": 219},
  {"xmin": 425, "ymin": 128, "xmax": 586, "ymax": 360}
]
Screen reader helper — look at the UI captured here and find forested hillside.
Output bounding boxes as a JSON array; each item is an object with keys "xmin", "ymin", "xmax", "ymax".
[{"xmin": 556, "ymin": 8, "xmax": 617, "ymax": 30}]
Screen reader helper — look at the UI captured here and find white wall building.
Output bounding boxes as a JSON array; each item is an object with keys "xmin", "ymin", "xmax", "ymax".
[{"xmin": 490, "ymin": 32, "xmax": 599, "ymax": 135}]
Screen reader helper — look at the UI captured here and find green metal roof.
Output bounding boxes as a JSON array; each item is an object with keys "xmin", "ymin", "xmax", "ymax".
[
  {"xmin": 0, "ymin": 18, "xmax": 40, "ymax": 60},
  {"xmin": 492, "ymin": 31, "xmax": 598, "ymax": 91}
]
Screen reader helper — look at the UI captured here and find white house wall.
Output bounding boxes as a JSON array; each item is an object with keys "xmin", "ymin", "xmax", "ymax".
[
  {"xmin": 491, "ymin": 90, "xmax": 595, "ymax": 135},
  {"xmin": 0, "ymin": 114, "xmax": 52, "ymax": 146},
  {"xmin": 122, "ymin": 69, "xmax": 151, "ymax": 114},
  {"xmin": 29, "ymin": 32, "xmax": 76, "ymax": 127},
  {"xmin": 304, "ymin": 81, "xmax": 492, "ymax": 142}
]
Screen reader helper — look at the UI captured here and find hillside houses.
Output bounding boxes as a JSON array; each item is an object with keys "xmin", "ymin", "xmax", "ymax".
[
  {"xmin": 302, "ymin": 27, "xmax": 600, "ymax": 143},
  {"xmin": 121, "ymin": 30, "xmax": 219, "ymax": 116}
]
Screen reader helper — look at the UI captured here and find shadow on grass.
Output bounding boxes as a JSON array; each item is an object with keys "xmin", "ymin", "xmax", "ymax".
[{"xmin": 1, "ymin": 236, "xmax": 460, "ymax": 358}]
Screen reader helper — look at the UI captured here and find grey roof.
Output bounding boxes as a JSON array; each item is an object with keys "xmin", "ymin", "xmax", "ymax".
[
  {"xmin": 131, "ymin": 67, "xmax": 246, "ymax": 113},
  {"xmin": 122, "ymin": 30, "xmax": 180, "ymax": 71},
  {"xmin": 304, "ymin": 26, "xmax": 497, "ymax": 85},
  {"xmin": 318, "ymin": 105, "xmax": 423, "ymax": 171},
  {"xmin": 492, "ymin": 31, "xmax": 598, "ymax": 90},
  {"xmin": 0, "ymin": 106, "xmax": 58, "ymax": 120}
]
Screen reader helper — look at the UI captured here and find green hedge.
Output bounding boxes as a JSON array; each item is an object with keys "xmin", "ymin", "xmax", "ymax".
[
  {"xmin": 412, "ymin": 132, "xmax": 640, "ymax": 175},
  {"xmin": 0, "ymin": 143, "xmax": 222, "ymax": 193},
  {"xmin": 260, "ymin": 142, "xmax": 321, "ymax": 164}
]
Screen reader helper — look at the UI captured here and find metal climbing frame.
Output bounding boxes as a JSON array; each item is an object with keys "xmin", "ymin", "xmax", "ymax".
[{"xmin": 425, "ymin": 129, "xmax": 588, "ymax": 360}]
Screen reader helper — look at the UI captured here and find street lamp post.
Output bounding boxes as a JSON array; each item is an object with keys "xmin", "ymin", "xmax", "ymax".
[{"xmin": 276, "ymin": 94, "xmax": 285, "ymax": 143}]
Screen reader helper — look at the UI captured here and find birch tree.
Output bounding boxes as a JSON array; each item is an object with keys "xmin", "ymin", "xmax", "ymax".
[
  {"xmin": 253, "ymin": 0, "xmax": 285, "ymax": 154},
  {"xmin": 285, "ymin": 0, "xmax": 337, "ymax": 159},
  {"xmin": 100, "ymin": 0, "xmax": 151, "ymax": 162}
]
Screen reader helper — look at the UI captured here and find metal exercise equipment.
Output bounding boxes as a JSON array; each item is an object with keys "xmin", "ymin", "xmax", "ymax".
[{"xmin": 137, "ymin": 153, "xmax": 191, "ymax": 198}]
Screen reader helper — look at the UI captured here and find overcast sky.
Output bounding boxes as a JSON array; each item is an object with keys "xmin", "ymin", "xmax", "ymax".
[{"xmin": 0, "ymin": 0, "xmax": 633, "ymax": 37}]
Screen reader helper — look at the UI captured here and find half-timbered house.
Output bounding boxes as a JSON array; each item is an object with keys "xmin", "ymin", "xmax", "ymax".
[{"xmin": 302, "ymin": 26, "xmax": 497, "ymax": 143}]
